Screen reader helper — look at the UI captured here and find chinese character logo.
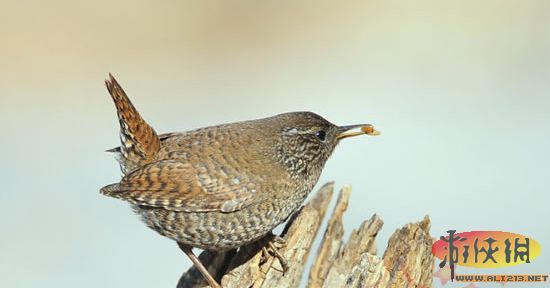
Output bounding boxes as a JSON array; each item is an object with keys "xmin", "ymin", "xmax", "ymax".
[{"xmin": 432, "ymin": 230, "xmax": 541, "ymax": 281}]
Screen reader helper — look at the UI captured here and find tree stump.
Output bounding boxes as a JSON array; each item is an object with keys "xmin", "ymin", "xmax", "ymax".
[{"xmin": 177, "ymin": 182, "xmax": 434, "ymax": 288}]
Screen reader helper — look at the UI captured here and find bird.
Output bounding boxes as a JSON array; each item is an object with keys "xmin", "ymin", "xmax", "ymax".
[{"xmin": 100, "ymin": 74, "xmax": 379, "ymax": 287}]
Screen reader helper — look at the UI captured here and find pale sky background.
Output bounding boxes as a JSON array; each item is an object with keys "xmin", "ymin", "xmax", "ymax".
[{"xmin": 1, "ymin": 1, "xmax": 549, "ymax": 287}]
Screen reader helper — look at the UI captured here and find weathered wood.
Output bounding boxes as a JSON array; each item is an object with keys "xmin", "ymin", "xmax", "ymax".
[
  {"xmin": 319, "ymin": 213, "xmax": 384, "ymax": 288},
  {"xmin": 308, "ymin": 185, "xmax": 351, "ymax": 287},
  {"xmin": 381, "ymin": 215, "xmax": 433, "ymax": 287},
  {"xmin": 177, "ymin": 183, "xmax": 434, "ymax": 288},
  {"xmin": 318, "ymin": 214, "xmax": 433, "ymax": 288}
]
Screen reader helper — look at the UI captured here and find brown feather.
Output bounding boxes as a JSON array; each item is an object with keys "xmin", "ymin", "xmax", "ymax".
[
  {"xmin": 100, "ymin": 160, "xmax": 264, "ymax": 212},
  {"xmin": 99, "ymin": 76, "xmax": 369, "ymax": 253},
  {"xmin": 105, "ymin": 74, "xmax": 160, "ymax": 172}
]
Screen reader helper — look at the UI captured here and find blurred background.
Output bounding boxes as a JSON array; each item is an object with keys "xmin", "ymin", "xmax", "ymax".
[{"xmin": 1, "ymin": 1, "xmax": 549, "ymax": 287}]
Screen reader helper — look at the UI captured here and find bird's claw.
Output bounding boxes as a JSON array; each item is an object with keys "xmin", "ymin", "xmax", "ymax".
[
  {"xmin": 265, "ymin": 238, "xmax": 289, "ymax": 275},
  {"xmin": 271, "ymin": 235, "xmax": 287, "ymax": 248}
]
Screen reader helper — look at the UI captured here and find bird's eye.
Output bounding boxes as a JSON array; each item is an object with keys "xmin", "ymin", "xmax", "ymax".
[{"xmin": 315, "ymin": 130, "xmax": 326, "ymax": 141}]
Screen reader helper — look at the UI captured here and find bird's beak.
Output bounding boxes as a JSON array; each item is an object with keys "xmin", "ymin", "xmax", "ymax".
[{"xmin": 336, "ymin": 124, "xmax": 380, "ymax": 140}]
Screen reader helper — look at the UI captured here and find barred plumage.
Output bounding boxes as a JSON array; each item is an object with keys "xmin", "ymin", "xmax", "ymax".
[{"xmin": 100, "ymin": 74, "xmax": 378, "ymax": 287}]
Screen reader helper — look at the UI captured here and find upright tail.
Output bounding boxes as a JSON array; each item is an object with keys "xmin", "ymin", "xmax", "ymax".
[{"xmin": 106, "ymin": 74, "xmax": 160, "ymax": 173}]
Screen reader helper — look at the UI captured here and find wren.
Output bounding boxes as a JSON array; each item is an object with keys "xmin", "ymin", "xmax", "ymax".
[{"xmin": 100, "ymin": 74, "xmax": 379, "ymax": 287}]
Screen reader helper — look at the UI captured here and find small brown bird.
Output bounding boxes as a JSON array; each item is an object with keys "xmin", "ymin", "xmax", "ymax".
[{"xmin": 100, "ymin": 74, "xmax": 379, "ymax": 287}]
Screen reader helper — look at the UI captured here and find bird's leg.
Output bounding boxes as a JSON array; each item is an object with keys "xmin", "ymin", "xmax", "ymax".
[
  {"xmin": 267, "ymin": 240, "xmax": 289, "ymax": 274},
  {"xmin": 260, "ymin": 246, "xmax": 270, "ymax": 265},
  {"xmin": 262, "ymin": 234, "xmax": 289, "ymax": 274},
  {"xmin": 177, "ymin": 243, "xmax": 221, "ymax": 288}
]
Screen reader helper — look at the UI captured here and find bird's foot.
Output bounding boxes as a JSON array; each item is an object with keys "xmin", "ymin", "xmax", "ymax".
[
  {"xmin": 260, "ymin": 236, "xmax": 289, "ymax": 275},
  {"xmin": 270, "ymin": 235, "xmax": 287, "ymax": 248}
]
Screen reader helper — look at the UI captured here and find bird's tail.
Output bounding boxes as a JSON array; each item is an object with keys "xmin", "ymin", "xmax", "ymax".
[{"xmin": 105, "ymin": 74, "xmax": 160, "ymax": 172}]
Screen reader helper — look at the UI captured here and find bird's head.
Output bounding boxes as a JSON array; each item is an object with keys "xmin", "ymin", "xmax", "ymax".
[{"xmin": 266, "ymin": 111, "xmax": 379, "ymax": 179}]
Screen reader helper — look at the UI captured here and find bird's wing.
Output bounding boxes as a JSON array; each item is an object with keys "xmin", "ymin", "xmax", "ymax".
[{"xmin": 100, "ymin": 159, "xmax": 263, "ymax": 212}]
